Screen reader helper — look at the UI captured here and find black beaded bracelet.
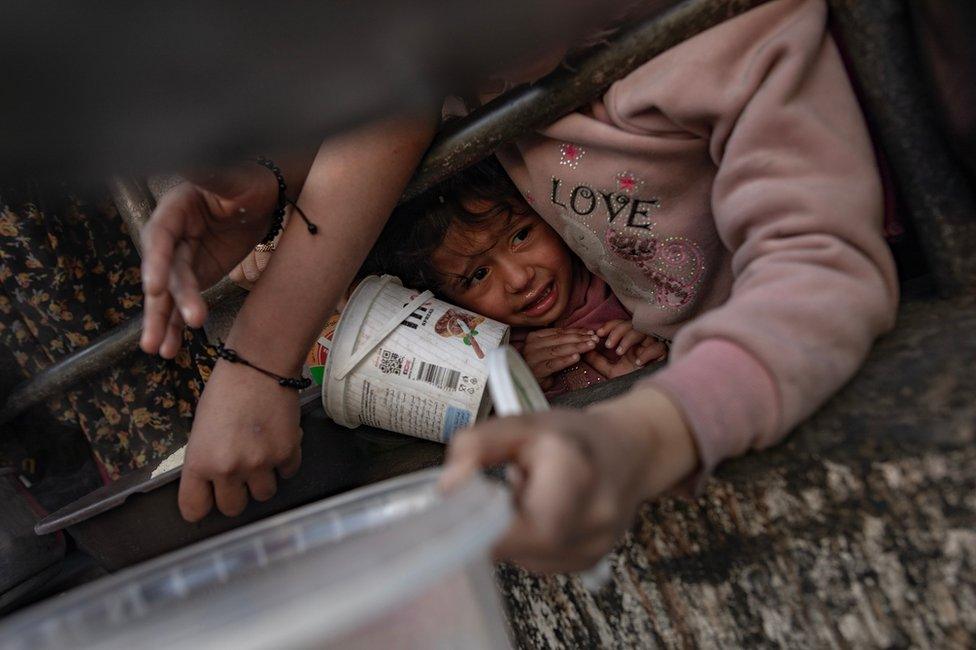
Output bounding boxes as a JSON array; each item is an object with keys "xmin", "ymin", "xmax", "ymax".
[
  {"xmin": 254, "ymin": 156, "xmax": 288, "ymax": 245},
  {"xmin": 212, "ymin": 341, "xmax": 312, "ymax": 390},
  {"xmin": 254, "ymin": 156, "xmax": 318, "ymax": 246}
]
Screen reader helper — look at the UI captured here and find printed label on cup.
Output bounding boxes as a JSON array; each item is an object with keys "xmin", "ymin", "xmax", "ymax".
[{"xmin": 323, "ymin": 276, "xmax": 509, "ymax": 442}]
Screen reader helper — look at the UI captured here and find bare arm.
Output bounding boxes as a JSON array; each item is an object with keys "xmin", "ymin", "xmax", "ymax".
[
  {"xmin": 225, "ymin": 116, "xmax": 436, "ymax": 373},
  {"xmin": 176, "ymin": 115, "xmax": 437, "ymax": 521}
]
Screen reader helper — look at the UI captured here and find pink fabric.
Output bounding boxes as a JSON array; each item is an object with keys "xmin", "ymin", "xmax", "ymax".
[
  {"xmin": 492, "ymin": 0, "xmax": 899, "ymax": 476},
  {"xmin": 552, "ymin": 265, "xmax": 633, "ymax": 332},
  {"xmin": 649, "ymin": 339, "xmax": 779, "ymax": 483},
  {"xmin": 510, "ymin": 265, "xmax": 633, "ymax": 396}
]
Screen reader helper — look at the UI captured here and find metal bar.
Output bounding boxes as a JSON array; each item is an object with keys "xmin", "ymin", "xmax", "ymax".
[
  {"xmin": 107, "ymin": 176, "xmax": 156, "ymax": 256},
  {"xmin": 0, "ymin": 278, "xmax": 244, "ymax": 425},
  {"xmin": 0, "ymin": 0, "xmax": 775, "ymax": 424},
  {"xmin": 828, "ymin": 0, "xmax": 976, "ymax": 295},
  {"xmin": 406, "ymin": 0, "xmax": 772, "ymax": 200}
]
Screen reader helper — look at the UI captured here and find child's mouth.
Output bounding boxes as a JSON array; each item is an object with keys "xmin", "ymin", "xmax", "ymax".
[{"xmin": 520, "ymin": 281, "xmax": 558, "ymax": 318}]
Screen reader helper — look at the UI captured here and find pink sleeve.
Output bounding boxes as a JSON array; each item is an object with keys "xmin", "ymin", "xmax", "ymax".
[{"xmin": 643, "ymin": 0, "xmax": 899, "ymax": 475}]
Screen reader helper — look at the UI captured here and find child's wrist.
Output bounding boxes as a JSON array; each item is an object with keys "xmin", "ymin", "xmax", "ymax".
[
  {"xmin": 588, "ymin": 386, "xmax": 699, "ymax": 499},
  {"xmin": 225, "ymin": 305, "xmax": 310, "ymax": 376}
]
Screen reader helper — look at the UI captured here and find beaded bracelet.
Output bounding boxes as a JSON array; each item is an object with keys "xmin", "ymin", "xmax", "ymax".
[
  {"xmin": 254, "ymin": 156, "xmax": 318, "ymax": 247},
  {"xmin": 212, "ymin": 341, "xmax": 311, "ymax": 390}
]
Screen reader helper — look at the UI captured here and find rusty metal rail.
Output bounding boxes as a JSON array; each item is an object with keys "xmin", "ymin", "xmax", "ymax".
[
  {"xmin": 0, "ymin": 278, "xmax": 246, "ymax": 425},
  {"xmin": 405, "ymin": 0, "xmax": 772, "ymax": 199},
  {"xmin": 106, "ymin": 176, "xmax": 155, "ymax": 256}
]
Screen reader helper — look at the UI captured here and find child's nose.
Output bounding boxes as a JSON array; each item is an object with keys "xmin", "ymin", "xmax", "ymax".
[{"xmin": 501, "ymin": 260, "xmax": 534, "ymax": 293}]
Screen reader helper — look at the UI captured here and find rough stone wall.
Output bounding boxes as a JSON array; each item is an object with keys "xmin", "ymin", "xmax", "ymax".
[{"xmin": 497, "ymin": 296, "xmax": 976, "ymax": 648}]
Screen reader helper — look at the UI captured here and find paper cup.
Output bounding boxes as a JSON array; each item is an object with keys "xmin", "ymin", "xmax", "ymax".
[{"xmin": 323, "ymin": 275, "xmax": 510, "ymax": 443}]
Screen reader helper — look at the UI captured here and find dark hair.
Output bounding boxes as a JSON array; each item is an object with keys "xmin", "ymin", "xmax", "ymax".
[{"xmin": 360, "ymin": 156, "xmax": 530, "ymax": 292}]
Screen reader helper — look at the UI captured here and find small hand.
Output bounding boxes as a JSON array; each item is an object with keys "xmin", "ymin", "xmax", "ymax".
[
  {"xmin": 440, "ymin": 388, "xmax": 697, "ymax": 573},
  {"xmin": 177, "ymin": 360, "xmax": 303, "ymax": 521},
  {"xmin": 140, "ymin": 164, "xmax": 278, "ymax": 358},
  {"xmin": 583, "ymin": 350, "xmax": 640, "ymax": 380},
  {"xmin": 521, "ymin": 328, "xmax": 600, "ymax": 389},
  {"xmin": 596, "ymin": 320, "xmax": 668, "ymax": 368}
]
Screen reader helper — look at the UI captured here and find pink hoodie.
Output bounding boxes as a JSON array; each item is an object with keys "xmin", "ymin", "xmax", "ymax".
[{"xmin": 494, "ymin": 0, "xmax": 899, "ymax": 476}]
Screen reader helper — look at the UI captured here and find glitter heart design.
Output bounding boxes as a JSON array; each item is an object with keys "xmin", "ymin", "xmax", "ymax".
[
  {"xmin": 641, "ymin": 239, "xmax": 705, "ymax": 287},
  {"xmin": 605, "ymin": 228, "xmax": 705, "ymax": 310},
  {"xmin": 604, "ymin": 228, "xmax": 658, "ymax": 262},
  {"xmin": 643, "ymin": 268, "xmax": 694, "ymax": 308}
]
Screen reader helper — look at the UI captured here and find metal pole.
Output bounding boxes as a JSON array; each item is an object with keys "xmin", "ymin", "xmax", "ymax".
[
  {"xmin": 107, "ymin": 176, "xmax": 156, "ymax": 256},
  {"xmin": 406, "ymin": 0, "xmax": 772, "ymax": 200},
  {"xmin": 0, "ymin": 278, "xmax": 245, "ymax": 425}
]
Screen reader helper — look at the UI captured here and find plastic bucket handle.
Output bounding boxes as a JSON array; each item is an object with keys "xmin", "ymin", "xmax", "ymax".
[{"xmin": 333, "ymin": 278, "xmax": 434, "ymax": 381}]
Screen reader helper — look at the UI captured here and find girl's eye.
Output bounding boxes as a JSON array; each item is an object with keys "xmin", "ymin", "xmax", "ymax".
[
  {"xmin": 464, "ymin": 267, "xmax": 489, "ymax": 288},
  {"xmin": 512, "ymin": 226, "xmax": 531, "ymax": 245}
]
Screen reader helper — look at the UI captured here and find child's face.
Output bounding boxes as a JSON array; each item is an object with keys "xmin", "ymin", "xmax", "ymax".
[{"xmin": 432, "ymin": 200, "xmax": 574, "ymax": 327}]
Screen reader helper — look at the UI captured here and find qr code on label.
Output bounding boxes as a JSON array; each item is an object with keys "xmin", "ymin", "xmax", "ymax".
[{"xmin": 377, "ymin": 349, "xmax": 404, "ymax": 375}]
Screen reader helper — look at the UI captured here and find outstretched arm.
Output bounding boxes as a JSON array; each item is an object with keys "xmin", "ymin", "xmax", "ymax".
[{"xmin": 141, "ymin": 115, "xmax": 437, "ymax": 521}]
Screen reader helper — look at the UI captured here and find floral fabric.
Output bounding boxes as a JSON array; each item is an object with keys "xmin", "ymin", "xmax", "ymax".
[{"xmin": 0, "ymin": 182, "xmax": 214, "ymax": 484}]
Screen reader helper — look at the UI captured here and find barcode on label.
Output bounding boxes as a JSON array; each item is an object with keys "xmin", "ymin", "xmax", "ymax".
[{"xmin": 411, "ymin": 361, "xmax": 461, "ymax": 391}]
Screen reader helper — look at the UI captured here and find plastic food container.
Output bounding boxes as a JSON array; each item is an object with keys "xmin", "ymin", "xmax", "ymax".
[
  {"xmin": 0, "ymin": 469, "xmax": 513, "ymax": 649},
  {"xmin": 323, "ymin": 275, "xmax": 510, "ymax": 443}
]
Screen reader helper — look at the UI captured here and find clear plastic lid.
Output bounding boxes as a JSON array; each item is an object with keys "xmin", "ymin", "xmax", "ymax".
[
  {"xmin": 0, "ymin": 469, "xmax": 511, "ymax": 650},
  {"xmin": 485, "ymin": 346, "xmax": 611, "ymax": 591},
  {"xmin": 486, "ymin": 346, "xmax": 550, "ymax": 417}
]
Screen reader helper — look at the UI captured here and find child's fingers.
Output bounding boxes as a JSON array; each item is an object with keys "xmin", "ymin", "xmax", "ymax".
[
  {"xmin": 140, "ymin": 291, "xmax": 174, "ymax": 355},
  {"xmin": 491, "ymin": 431, "xmax": 593, "ymax": 569},
  {"xmin": 545, "ymin": 337, "xmax": 598, "ymax": 358},
  {"xmin": 439, "ymin": 418, "xmax": 537, "ymax": 492},
  {"xmin": 276, "ymin": 437, "xmax": 303, "ymax": 479},
  {"xmin": 527, "ymin": 333, "xmax": 596, "ymax": 349},
  {"xmin": 603, "ymin": 321, "xmax": 632, "ymax": 350},
  {"xmin": 246, "ymin": 469, "xmax": 278, "ymax": 503},
  {"xmin": 524, "ymin": 343, "xmax": 593, "ymax": 371},
  {"xmin": 178, "ymin": 469, "xmax": 215, "ymax": 523},
  {"xmin": 543, "ymin": 332, "xmax": 599, "ymax": 348},
  {"xmin": 634, "ymin": 340, "xmax": 668, "ymax": 367},
  {"xmin": 584, "ymin": 350, "xmax": 639, "ymax": 379},
  {"xmin": 529, "ymin": 352, "xmax": 581, "ymax": 380},
  {"xmin": 169, "ymin": 240, "xmax": 208, "ymax": 328},
  {"xmin": 158, "ymin": 308, "xmax": 186, "ymax": 360},
  {"xmin": 524, "ymin": 334, "xmax": 597, "ymax": 364},
  {"xmin": 532, "ymin": 328, "xmax": 594, "ymax": 339},
  {"xmin": 614, "ymin": 329, "xmax": 647, "ymax": 356},
  {"xmin": 582, "ymin": 350, "xmax": 616, "ymax": 377},
  {"xmin": 141, "ymin": 190, "xmax": 186, "ymax": 296},
  {"xmin": 595, "ymin": 320, "xmax": 625, "ymax": 338}
]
